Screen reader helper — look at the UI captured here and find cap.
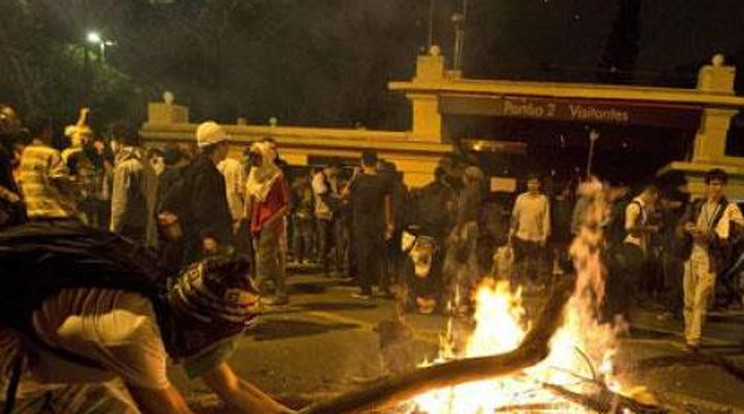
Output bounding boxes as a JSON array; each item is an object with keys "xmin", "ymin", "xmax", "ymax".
[{"xmin": 196, "ymin": 121, "xmax": 229, "ymax": 148}]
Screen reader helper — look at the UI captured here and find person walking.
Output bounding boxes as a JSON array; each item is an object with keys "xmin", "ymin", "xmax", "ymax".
[{"xmin": 677, "ymin": 169, "xmax": 743, "ymax": 351}]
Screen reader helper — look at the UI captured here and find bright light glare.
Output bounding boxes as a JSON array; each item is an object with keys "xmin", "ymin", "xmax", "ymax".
[{"xmin": 87, "ymin": 32, "xmax": 102, "ymax": 44}]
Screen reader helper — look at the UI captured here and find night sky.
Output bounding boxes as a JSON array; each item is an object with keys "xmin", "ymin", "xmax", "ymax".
[{"xmin": 20, "ymin": 0, "xmax": 741, "ymax": 125}]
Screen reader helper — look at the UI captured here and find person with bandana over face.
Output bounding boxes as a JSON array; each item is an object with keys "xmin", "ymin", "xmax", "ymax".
[
  {"xmin": 245, "ymin": 142, "xmax": 290, "ymax": 306},
  {"xmin": 0, "ymin": 222, "xmax": 293, "ymax": 414}
]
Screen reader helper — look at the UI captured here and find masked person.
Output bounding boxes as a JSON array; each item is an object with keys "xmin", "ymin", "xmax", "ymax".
[
  {"xmin": 0, "ymin": 222, "xmax": 292, "ymax": 414},
  {"xmin": 245, "ymin": 142, "xmax": 290, "ymax": 306}
]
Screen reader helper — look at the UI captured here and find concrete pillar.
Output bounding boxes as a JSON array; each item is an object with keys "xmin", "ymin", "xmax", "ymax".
[
  {"xmin": 147, "ymin": 101, "xmax": 189, "ymax": 124},
  {"xmin": 692, "ymin": 108, "xmax": 738, "ymax": 162},
  {"xmin": 409, "ymin": 93, "xmax": 442, "ymax": 142},
  {"xmin": 409, "ymin": 49, "xmax": 445, "ymax": 143},
  {"xmin": 692, "ymin": 55, "xmax": 737, "ymax": 162}
]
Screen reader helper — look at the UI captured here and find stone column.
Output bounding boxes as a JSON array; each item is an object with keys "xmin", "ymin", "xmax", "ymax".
[
  {"xmin": 691, "ymin": 55, "xmax": 737, "ymax": 162},
  {"xmin": 147, "ymin": 92, "xmax": 189, "ymax": 124},
  {"xmin": 409, "ymin": 48, "xmax": 445, "ymax": 142}
]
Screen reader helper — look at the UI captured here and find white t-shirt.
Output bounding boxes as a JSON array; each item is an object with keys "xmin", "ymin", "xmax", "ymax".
[
  {"xmin": 0, "ymin": 288, "xmax": 169, "ymax": 390},
  {"xmin": 623, "ymin": 197, "xmax": 650, "ymax": 252},
  {"xmin": 312, "ymin": 172, "xmax": 338, "ymax": 220},
  {"xmin": 511, "ymin": 192, "xmax": 550, "ymax": 242},
  {"xmin": 217, "ymin": 158, "xmax": 246, "ymax": 222},
  {"xmin": 691, "ymin": 200, "xmax": 744, "ymax": 261}
]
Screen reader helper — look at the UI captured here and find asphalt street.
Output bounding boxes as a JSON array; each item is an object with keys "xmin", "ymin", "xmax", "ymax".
[{"xmin": 173, "ymin": 271, "xmax": 744, "ymax": 414}]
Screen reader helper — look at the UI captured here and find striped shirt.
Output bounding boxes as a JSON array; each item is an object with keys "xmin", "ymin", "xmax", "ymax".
[{"xmin": 18, "ymin": 144, "xmax": 78, "ymax": 219}]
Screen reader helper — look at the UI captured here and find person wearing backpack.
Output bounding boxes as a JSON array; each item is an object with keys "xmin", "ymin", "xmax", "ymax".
[
  {"xmin": 677, "ymin": 169, "xmax": 744, "ymax": 351},
  {"xmin": 0, "ymin": 222, "xmax": 293, "ymax": 414},
  {"xmin": 622, "ymin": 183, "xmax": 661, "ymax": 301}
]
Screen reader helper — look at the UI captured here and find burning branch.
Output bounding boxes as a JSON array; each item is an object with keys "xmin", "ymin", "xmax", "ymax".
[{"xmin": 299, "ymin": 279, "xmax": 575, "ymax": 414}]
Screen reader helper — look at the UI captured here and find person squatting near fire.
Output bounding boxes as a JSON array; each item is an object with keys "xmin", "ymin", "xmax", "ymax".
[
  {"xmin": 442, "ymin": 165, "xmax": 484, "ymax": 312},
  {"xmin": 509, "ymin": 173, "xmax": 550, "ymax": 289},
  {"xmin": 676, "ymin": 168, "xmax": 743, "ymax": 351},
  {"xmin": 246, "ymin": 141, "xmax": 291, "ymax": 306},
  {"xmin": 0, "ymin": 222, "xmax": 293, "ymax": 414}
]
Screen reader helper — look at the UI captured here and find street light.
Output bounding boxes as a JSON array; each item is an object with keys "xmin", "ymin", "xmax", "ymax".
[
  {"xmin": 86, "ymin": 31, "xmax": 115, "ymax": 62},
  {"xmin": 586, "ymin": 129, "xmax": 600, "ymax": 178}
]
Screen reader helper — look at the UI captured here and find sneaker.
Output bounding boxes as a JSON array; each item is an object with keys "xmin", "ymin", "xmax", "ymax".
[{"xmin": 352, "ymin": 292, "xmax": 372, "ymax": 300}]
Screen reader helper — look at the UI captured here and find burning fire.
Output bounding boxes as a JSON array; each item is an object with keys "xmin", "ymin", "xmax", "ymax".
[{"xmin": 406, "ymin": 179, "xmax": 631, "ymax": 413}]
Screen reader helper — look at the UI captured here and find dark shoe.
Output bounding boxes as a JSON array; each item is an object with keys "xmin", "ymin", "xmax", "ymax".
[{"xmin": 684, "ymin": 342, "xmax": 701, "ymax": 353}]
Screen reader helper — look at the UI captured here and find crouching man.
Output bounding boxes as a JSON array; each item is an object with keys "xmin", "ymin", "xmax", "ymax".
[{"xmin": 0, "ymin": 223, "xmax": 292, "ymax": 414}]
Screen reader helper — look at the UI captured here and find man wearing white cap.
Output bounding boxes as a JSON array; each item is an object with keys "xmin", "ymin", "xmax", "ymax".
[{"xmin": 180, "ymin": 121, "xmax": 233, "ymax": 264}]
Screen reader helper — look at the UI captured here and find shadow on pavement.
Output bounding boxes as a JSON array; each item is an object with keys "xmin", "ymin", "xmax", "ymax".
[
  {"xmin": 633, "ymin": 351, "xmax": 744, "ymax": 382},
  {"xmin": 628, "ymin": 326, "xmax": 678, "ymax": 340},
  {"xmin": 249, "ymin": 319, "xmax": 358, "ymax": 341}
]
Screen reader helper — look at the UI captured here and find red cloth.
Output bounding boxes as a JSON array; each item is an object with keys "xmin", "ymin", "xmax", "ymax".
[{"xmin": 250, "ymin": 176, "xmax": 290, "ymax": 234}]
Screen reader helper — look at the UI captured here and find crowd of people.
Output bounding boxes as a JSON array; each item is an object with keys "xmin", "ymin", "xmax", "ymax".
[{"xmin": 2, "ymin": 101, "xmax": 744, "ymax": 413}]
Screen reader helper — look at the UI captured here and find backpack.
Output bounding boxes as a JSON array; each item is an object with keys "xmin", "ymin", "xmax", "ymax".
[{"xmin": 605, "ymin": 197, "xmax": 642, "ymax": 248}]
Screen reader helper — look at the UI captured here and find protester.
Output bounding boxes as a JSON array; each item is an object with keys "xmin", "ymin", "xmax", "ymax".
[
  {"xmin": 0, "ymin": 104, "xmax": 27, "ymax": 229},
  {"xmin": 346, "ymin": 150, "xmax": 394, "ymax": 299},
  {"xmin": 155, "ymin": 145, "xmax": 191, "ymax": 274},
  {"xmin": 604, "ymin": 182, "xmax": 660, "ymax": 321},
  {"xmin": 181, "ymin": 121, "xmax": 232, "ymax": 263},
  {"xmin": 63, "ymin": 109, "xmax": 109, "ymax": 228},
  {"xmin": 677, "ymin": 168, "xmax": 744, "ymax": 351},
  {"xmin": 110, "ymin": 123, "xmax": 159, "ymax": 247},
  {"xmin": 442, "ymin": 165, "xmax": 484, "ymax": 312},
  {"xmin": 16, "ymin": 116, "xmax": 79, "ymax": 222},
  {"xmin": 290, "ymin": 172, "xmax": 315, "ymax": 265},
  {"xmin": 312, "ymin": 161, "xmax": 342, "ymax": 276},
  {"xmin": 0, "ymin": 222, "xmax": 293, "ymax": 414},
  {"xmin": 510, "ymin": 173, "xmax": 551, "ymax": 289},
  {"xmin": 246, "ymin": 141, "xmax": 290, "ymax": 306},
  {"xmin": 217, "ymin": 151, "xmax": 247, "ymax": 247}
]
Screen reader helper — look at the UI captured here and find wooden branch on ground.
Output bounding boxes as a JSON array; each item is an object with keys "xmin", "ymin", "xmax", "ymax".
[
  {"xmin": 542, "ymin": 382, "xmax": 668, "ymax": 414},
  {"xmin": 299, "ymin": 279, "xmax": 576, "ymax": 414}
]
